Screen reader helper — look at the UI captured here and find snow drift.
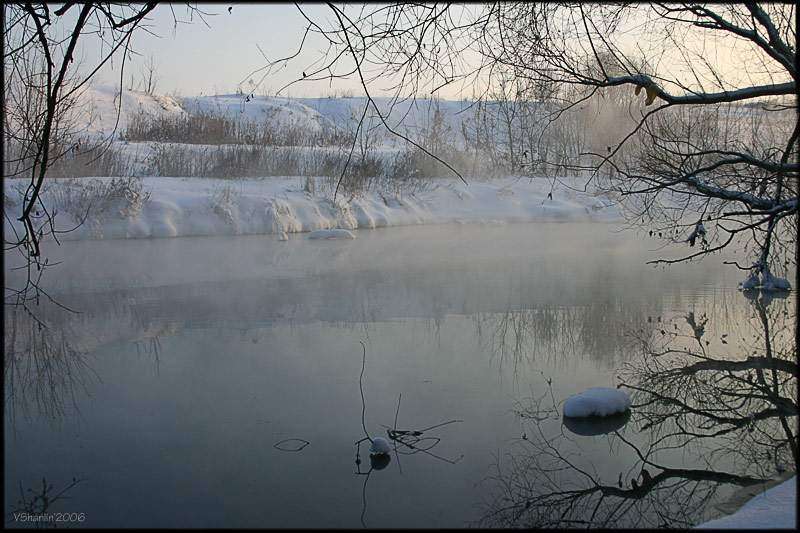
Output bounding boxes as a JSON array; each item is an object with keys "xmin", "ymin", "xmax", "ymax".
[
  {"xmin": 3, "ymin": 176, "xmax": 620, "ymax": 242},
  {"xmin": 695, "ymin": 476, "xmax": 796, "ymax": 529}
]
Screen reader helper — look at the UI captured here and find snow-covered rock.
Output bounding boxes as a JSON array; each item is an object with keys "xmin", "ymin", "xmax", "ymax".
[
  {"xmin": 738, "ymin": 268, "xmax": 791, "ymax": 292},
  {"xmin": 695, "ymin": 476, "xmax": 796, "ymax": 529},
  {"xmin": 563, "ymin": 387, "xmax": 631, "ymax": 418},
  {"xmin": 369, "ymin": 437, "xmax": 392, "ymax": 455},
  {"xmin": 738, "ymin": 271, "xmax": 761, "ymax": 290},
  {"xmin": 761, "ymin": 268, "xmax": 791, "ymax": 291},
  {"xmin": 308, "ymin": 228, "xmax": 356, "ymax": 240}
]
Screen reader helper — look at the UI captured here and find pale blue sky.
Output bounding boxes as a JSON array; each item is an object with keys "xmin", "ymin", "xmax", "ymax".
[
  {"xmin": 92, "ymin": 3, "xmax": 364, "ymax": 97},
  {"xmin": 80, "ymin": 3, "xmax": 781, "ymax": 100}
]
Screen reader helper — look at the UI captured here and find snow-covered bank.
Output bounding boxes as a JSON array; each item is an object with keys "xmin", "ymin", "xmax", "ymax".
[
  {"xmin": 696, "ymin": 476, "xmax": 796, "ymax": 529},
  {"xmin": 3, "ymin": 176, "xmax": 620, "ymax": 242}
]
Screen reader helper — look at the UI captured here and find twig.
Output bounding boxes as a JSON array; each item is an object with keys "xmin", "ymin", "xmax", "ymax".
[{"xmin": 359, "ymin": 340, "xmax": 371, "ymax": 442}]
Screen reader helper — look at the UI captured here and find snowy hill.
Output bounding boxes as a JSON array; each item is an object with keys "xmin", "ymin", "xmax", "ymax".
[
  {"xmin": 180, "ymin": 94, "xmax": 335, "ymax": 134},
  {"xmin": 73, "ymin": 87, "xmax": 481, "ymax": 145},
  {"xmin": 77, "ymin": 85, "xmax": 185, "ymax": 137},
  {"xmin": 180, "ymin": 94, "xmax": 485, "ymax": 146},
  {"xmin": 68, "ymin": 86, "xmax": 567, "ymax": 157}
]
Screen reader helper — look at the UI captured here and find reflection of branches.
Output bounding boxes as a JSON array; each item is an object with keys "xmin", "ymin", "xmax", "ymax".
[
  {"xmin": 482, "ymin": 433, "xmax": 767, "ymax": 528},
  {"xmin": 624, "ymin": 297, "xmax": 797, "ymax": 473},
  {"xmin": 4, "ymin": 309, "xmax": 98, "ymax": 426},
  {"xmin": 353, "ymin": 341, "xmax": 463, "ymax": 527},
  {"xmin": 8, "ymin": 476, "xmax": 84, "ymax": 521},
  {"xmin": 134, "ymin": 334, "xmax": 161, "ymax": 374},
  {"xmin": 474, "ymin": 302, "xmax": 653, "ymax": 375},
  {"xmin": 354, "ymin": 341, "xmax": 463, "ymax": 464},
  {"xmin": 481, "ymin": 386, "xmax": 773, "ymax": 527},
  {"xmin": 479, "ymin": 296, "xmax": 795, "ymax": 528},
  {"xmin": 380, "ymin": 399, "xmax": 463, "ymax": 465}
]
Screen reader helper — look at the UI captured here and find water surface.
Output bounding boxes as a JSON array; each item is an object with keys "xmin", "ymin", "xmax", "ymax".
[{"xmin": 4, "ymin": 223, "xmax": 791, "ymax": 528}]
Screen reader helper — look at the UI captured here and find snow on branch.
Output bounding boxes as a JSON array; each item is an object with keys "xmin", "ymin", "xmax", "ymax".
[{"xmin": 603, "ymin": 76, "xmax": 795, "ymax": 106}]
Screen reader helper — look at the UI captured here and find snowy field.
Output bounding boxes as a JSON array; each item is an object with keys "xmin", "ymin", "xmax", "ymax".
[{"xmin": 2, "ymin": 85, "xmax": 624, "ymax": 243}]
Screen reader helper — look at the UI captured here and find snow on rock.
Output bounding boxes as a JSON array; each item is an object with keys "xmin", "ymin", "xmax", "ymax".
[
  {"xmin": 563, "ymin": 387, "xmax": 631, "ymax": 418},
  {"xmin": 695, "ymin": 476, "xmax": 796, "ymax": 529},
  {"xmin": 739, "ymin": 271, "xmax": 761, "ymax": 291},
  {"xmin": 369, "ymin": 437, "xmax": 392, "ymax": 456},
  {"xmin": 308, "ymin": 229, "xmax": 356, "ymax": 240},
  {"xmin": 761, "ymin": 268, "xmax": 791, "ymax": 291},
  {"xmin": 738, "ymin": 268, "xmax": 791, "ymax": 292}
]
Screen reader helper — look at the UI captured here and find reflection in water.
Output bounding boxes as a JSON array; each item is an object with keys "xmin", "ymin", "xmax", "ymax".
[
  {"xmin": 474, "ymin": 305, "xmax": 650, "ymax": 374},
  {"xmin": 473, "ymin": 288, "xmax": 756, "ymax": 376},
  {"xmin": 4, "ymin": 309, "xmax": 97, "ymax": 426},
  {"xmin": 563, "ymin": 410, "xmax": 631, "ymax": 437},
  {"xmin": 353, "ymin": 442, "xmax": 388, "ymax": 528},
  {"xmin": 353, "ymin": 343, "xmax": 463, "ymax": 527},
  {"xmin": 6, "ymin": 476, "xmax": 84, "ymax": 524},
  {"xmin": 5, "ymin": 225, "xmax": 790, "ymax": 527},
  {"xmin": 273, "ymin": 439, "xmax": 310, "ymax": 452},
  {"xmin": 478, "ymin": 293, "xmax": 796, "ymax": 528}
]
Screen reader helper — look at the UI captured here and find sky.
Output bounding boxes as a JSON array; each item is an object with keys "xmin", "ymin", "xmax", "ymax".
[
  {"xmin": 77, "ymin": 3, "xmax": 790, "ymax": 100},
  {"xmin": 91, "ymin": 3, "xmax": 364, "ymax": 98}
]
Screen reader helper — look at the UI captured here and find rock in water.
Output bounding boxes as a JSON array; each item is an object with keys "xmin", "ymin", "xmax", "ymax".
[
  {"xmin": 761, "ymin": 268, "xmax": 791, "ymax": 291},
  {"xmin": 739, "ymin": 271, "xmax": 760, "ymax": 290},
  {"xmin": 308, "ymin": 228, "xmax": 356, "ymax": 240}
]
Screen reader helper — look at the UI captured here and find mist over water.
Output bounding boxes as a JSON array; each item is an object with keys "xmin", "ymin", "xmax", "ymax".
[{"xmin": 4, "ymin": 222, "xmax": 790, "ymax": 527}]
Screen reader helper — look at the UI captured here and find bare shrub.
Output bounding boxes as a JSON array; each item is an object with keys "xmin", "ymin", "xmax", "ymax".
[
  {"xmin": 147, "ymin": 143, "xmax": 350, "ymax": 179},
  {"xmin": 120, "ymin": 108, "xmax": 353, "ymax": 147},
  {"xmin": 49, "ymin": 177, "xmax": 150, "ymax": 233},
  {"xmin": 4, "ymin": 139, "xmax": 139, "ymax": 179}
]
